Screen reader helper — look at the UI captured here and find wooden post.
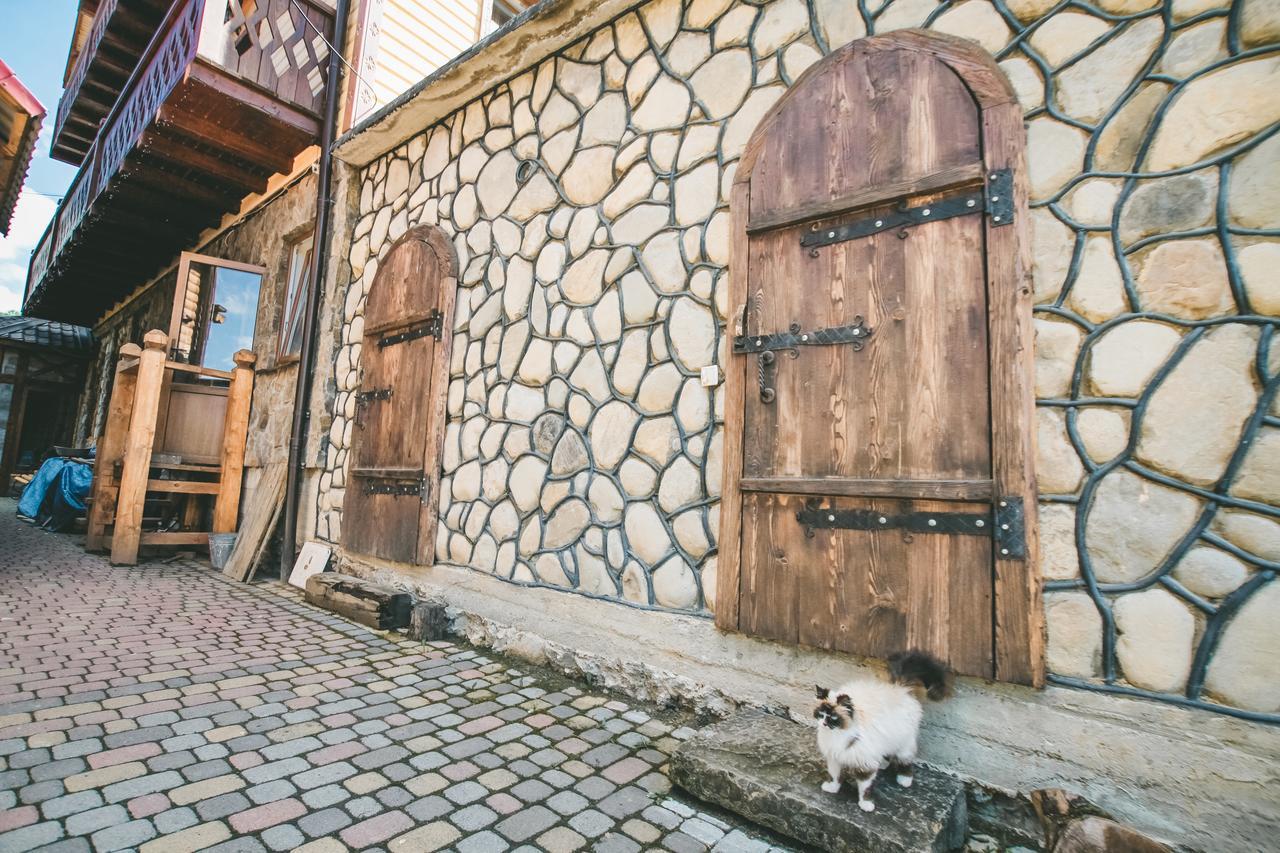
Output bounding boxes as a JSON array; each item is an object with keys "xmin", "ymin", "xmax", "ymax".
[
  {"xmin": 111, "ymin": 331, "xmax": 169, "ymax": 565},
  {"xmin": 212, "ymin": 349, "xmax": 255, "ymax": 533},
  {"xmin": 85, "ymin": 343, "xmax": 142, "ymax": 551}
]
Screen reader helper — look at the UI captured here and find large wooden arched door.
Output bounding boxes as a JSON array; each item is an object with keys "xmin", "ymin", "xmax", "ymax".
[
  {"xmin": 344, "ymin": 226, "xmax": 456, "ymax": 565},
  {"xmin": 717, "ymin": 32, "xmax": 1042, "ymax": 684}
]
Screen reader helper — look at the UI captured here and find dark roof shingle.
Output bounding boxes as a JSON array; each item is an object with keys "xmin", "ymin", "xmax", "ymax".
[{"xmin": 0, "ymin": 317, "xmax": 93, "ymax": 352}]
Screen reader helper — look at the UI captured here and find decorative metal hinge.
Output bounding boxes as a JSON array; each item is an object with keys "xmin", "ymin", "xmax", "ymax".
[
  {"xmin": 733, "ymin": 317, "xmax": 873, "ymax": 354},
  {"xmin": 354, "ymin": 387, "xmax": 392, "ymax": 429},
  {"xmin": 355, "ymin": 388, "xmax": 392, "ymax": 405},
  {"xmin": 363, "ymin": 477, "xmax": 429, "ymax": 500},
  {"xmin": 985, "ymin": 169, "xmax": 1014, "ymax": 226},
  {"xmin": 734, "ymin": 318, "xmax": 873, "ymax": 403},
  {"xmin": 795, "ymin": 495, "xmax": 1026, "ymax": 559},
  {"xmin": 800, "ymin": 168, "xmax": 1015, "ymax": 252},
  {"xmin": 994, "ymin": 496, "xmax": 1025, "ymax": 558},
  {"xmin": 378, "ymin": 311, "xmax": 443, "ymax": 348}
]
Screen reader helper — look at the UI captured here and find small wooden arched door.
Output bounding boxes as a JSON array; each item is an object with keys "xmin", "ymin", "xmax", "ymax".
[
  {"xmin": 344, "ymin": 226, "xmax": 456, "ymax": 565},
  {"xmin": 717, "ymin": 32, "xmax": 1042, "ymax": 684}
]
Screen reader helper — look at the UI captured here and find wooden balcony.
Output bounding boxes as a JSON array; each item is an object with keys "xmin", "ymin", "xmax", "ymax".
[
  {"xmin": 26, "ymin": 0, "xmax": 334, "ymax": 324},
  {"xmin": 51, "ymin": 0, "xmax": 172, "ymax": 166}
]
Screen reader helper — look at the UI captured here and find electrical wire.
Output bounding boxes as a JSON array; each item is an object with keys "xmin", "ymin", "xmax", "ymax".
[{"xmin": 288, "ymin": 0, "xmax": 376, "ymax": 104}]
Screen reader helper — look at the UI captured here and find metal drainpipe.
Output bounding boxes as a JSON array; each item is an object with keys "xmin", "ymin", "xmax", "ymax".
[{"xmin": 281, "ymin": 0, "xmax": 351, "ymax": 581}]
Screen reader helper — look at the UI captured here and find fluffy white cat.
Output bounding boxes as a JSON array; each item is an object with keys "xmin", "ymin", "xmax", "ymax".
[{"xmin": 813, "ymin": 650, "xmax": 951, "ymax": 812}]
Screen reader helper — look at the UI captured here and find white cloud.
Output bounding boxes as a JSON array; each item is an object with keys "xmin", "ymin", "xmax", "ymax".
[{"xmin": 0, "ymin": 187, "xmax": 57, "ymax": 313}]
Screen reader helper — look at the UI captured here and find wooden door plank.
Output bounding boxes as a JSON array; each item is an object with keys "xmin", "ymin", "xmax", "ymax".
[
  {"xmin": 146, "ymin": 479, "xmax": 220, "ymax": 494},
  {"xmin": 417, "ymin": 228, "xmax": 460, "ymax": 567},
  {"xmin": 983, "ymin": 102, "xmax": 1044, "ymax": 687},
  {"xmin": 739, "ymin": 477, "xmax": 994, "ymax": 501},
  {"xmin": 715, "ymin": 180, "xmax": 751, "ymax": 630},
  {"xmin": 223, "ymin": 461, "xmax": 289, "ymax": 581},
  {"xmin": 746, "ymin": 161, "xmax": 984, "ymax": 233}
]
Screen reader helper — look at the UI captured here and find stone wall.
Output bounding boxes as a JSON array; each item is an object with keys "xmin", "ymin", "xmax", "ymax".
[
  {"xmin": 317, "ymin": 0, "xmax": 1280, "ymax": 718},
  {"xmin": 78, "ymin": 175, "xmax": 316, "ymax": 472}
]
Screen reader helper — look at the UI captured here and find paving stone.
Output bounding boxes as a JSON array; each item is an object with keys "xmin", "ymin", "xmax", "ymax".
[
  {"xmin": 0, "ymin": 506, "xmax": 790, "ymax": 853},
  {"xmin": 569, "ymin": 808, "xmax": 615, "ymax": 838},
  {"xmin": 388, "ymin": 820, "xmax": 461, "ymax": 851},
  {"xmin": 196, "ymin": 791, "xmax": 252, "ymax": 821},
  {"xmin": 66, "ymin": 803, "xmax": 130, "ymax": 836},
  {"xmin": 299, "ymin": 806, "xmax": 353, "ymax": 837},
  {"xmin": 452, "ymin": 802, "xmax": 499, "ymax": 830},
  {"xmin": 262, "ymin": 823, "xmax": 307, "ymax": 851},
  {"xmin": 40, "ymin": 789, "xmax": 104, "ymax": 819},
  {"xmin": 496, "ymin": 804, "xmax": 560, "ymax": 841},
  {"xmin": 341, "ymin": 809, "xmax": 414, "ymax": 848},
  {"xmin": 90, "ymin": 818, "xmax": 157, "ymax": 851},
  {"xmin": 154, "ymin": 806, "xmax": 199, "ymax": 833}
]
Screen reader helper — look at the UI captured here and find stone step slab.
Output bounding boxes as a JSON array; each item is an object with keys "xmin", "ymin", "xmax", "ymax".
[{"xmin": 670, "ymin": 709, "xmax": 967, "ymax": 853}]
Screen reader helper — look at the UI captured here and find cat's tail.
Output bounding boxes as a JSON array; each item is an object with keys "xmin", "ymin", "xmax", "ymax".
[{"xmin": 889, "ymin": 650, "xmax": 952, "ymax": 701}]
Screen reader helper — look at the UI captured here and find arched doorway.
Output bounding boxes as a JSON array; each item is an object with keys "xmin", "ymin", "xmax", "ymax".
[
  {"xmin": 716, "ymin": 31, "xmax": 1042, "ymax": 684},
  {"xmin": 343, "ymin": 225, "xmax": 457, "ymax": 565}
]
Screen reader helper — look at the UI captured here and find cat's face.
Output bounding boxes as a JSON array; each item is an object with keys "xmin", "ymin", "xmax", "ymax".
[{"xmin": 813, "ymin": 686, "xmax": 854, "ymax": 729}]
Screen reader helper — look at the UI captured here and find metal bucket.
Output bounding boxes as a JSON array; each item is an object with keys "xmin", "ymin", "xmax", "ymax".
[{"xmin": 208, "ymin": 533, "xmax": 237, "ymax": 569}]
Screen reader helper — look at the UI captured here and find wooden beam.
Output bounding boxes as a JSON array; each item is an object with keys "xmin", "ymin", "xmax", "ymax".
[
  {"xmin": 86, "ymin": 342, "xmax": 142, "ymax": 552},
  {"xmin": 738, "ymin": 477, "xmax": 995, "ymax": 502},
  {"xmin": 139, "ymin": 531, "xmax": 210, "ymax": 545},
  {"xmin": 138, "ymin": 131, "xmax": 272, "ymax": 195},
  {"xmin": 746, "ymin": 162, "xmax": 985, "ymax": 234},
  {"xmin": 187, "ymin": 61, "xmax": 322, "ymax": 137},
  {"xmin": 110, "ymin": 330, "xmax": 168, "ymax": 566},
  {"xmin": 212, "ymin": 350, "xmax": 256, "ymax": 533},
  {"xmin": 157, "ymin": 103, "xmax": 298, "ymax": 175},
  {"xmin": 147, "ymin": 479, "xmax": 220, "ymax": 494}
]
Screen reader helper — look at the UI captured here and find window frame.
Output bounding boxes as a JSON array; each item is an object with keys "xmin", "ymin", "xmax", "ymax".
[
  {"xmin": 167, "ymin": 251, "xmax": 267, "ymax": 370},
  {"xmin": 277, "ymin": 232, "xmax": 315, "ymax": 365}
]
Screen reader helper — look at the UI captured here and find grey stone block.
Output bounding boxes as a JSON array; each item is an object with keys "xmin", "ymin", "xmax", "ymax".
[{"xmin": 669, "ymin": 710, "xmax": 967, "ymax": 853}]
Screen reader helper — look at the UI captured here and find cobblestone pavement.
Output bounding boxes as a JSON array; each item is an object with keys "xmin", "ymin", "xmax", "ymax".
[{"xmin": 0, "ymin": 502, "xmax": 798, "ymax": 853}]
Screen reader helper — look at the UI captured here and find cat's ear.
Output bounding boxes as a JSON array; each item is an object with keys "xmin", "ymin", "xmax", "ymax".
[
  {"xmin": 836, "ymin": 693, "xmax": 854, "ymax": 710},
  {"xmin": 815, "ymin": 685, "xmax": 830, "ymax": 699}
]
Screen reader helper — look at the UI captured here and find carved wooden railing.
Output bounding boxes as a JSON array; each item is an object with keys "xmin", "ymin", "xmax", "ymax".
[
  {"xmin": 197, "ymin": 0, "xmax": 334, "ymax": 117},
  {"xmin": 26, "ymin": 0, "xmax": 334, "ymax": 308},
  {"xmin": 52, "ymin": 0, "xmax": 121, "ymax": 161}
]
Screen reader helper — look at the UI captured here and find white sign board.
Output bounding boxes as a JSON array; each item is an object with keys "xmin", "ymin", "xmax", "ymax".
[{"xmin": 289, "ymin": 543, "xmax": 332, "ymax": 589}]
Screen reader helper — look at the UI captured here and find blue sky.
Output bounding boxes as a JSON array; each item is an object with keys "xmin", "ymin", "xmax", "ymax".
[{"xmin": 0, "ymin": 1, "xmax": 79, "ymax": 312}]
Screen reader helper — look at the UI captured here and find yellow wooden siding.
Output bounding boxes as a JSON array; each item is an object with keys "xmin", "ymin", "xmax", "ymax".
[{"xmin": 364, "ymin": 0, "xmax": 482, "ymax": 119}]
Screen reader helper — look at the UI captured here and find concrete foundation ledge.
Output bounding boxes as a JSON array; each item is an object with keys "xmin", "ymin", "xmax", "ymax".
[{"xmin": 339, "ymin": 555, "xmax": 1280, "ymax": 852}]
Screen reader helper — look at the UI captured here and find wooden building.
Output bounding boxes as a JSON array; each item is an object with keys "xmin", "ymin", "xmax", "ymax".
[
  {"xmin": 21, "ymin": 0, "xmax": 555, "ymax": 563},
  {"xmin": 20, "ymin": 0, "xmax": 1280, "ymax": 849},
  {"xmin": 0, "ymin": 318, "xmax": 92, "ymax": 493},
  {"xmin": 0, "ymin": 59, "xmax": 43, "ymax": 236}
]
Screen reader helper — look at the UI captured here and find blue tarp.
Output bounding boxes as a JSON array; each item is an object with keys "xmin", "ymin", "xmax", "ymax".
[{"xmin": 17, "ymin": 456, "xmax": 93, "ymax": 531}]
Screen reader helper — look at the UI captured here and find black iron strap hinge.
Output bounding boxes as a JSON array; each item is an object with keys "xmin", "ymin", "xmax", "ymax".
[
  {"xmin": 355, "ymin": 388, "xmax": 392, "ymax": 405},
  {"xmin": 378, "ymin": 310, "xmax": 443, "ymax": 349},
  {"xmin": 363, "ymin": 477, "xmax": 430, "ymax": 502},
  {"xmin": 733, "ymin": 317, "xmax": 873, "ymax": 354},
  {"xmin": 354, "ymin": 387, "xmax": 392, "ymax": 429},
  {"xmin": 795, "ymin": 496, "xmax": 1026, "ymax": 559},
  {"xmin": 800, "ymin": 168, "xmax": 1014, "ymax": 252},
  {"xmin": 733, "ymin": 317, "xmax": 874, "ymax": 403}
]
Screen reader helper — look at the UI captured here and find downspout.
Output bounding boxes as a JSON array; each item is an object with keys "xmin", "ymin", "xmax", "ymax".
[{"xmin": 282, "ymin": 0, "xmax": 351, "ymax": 580}]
